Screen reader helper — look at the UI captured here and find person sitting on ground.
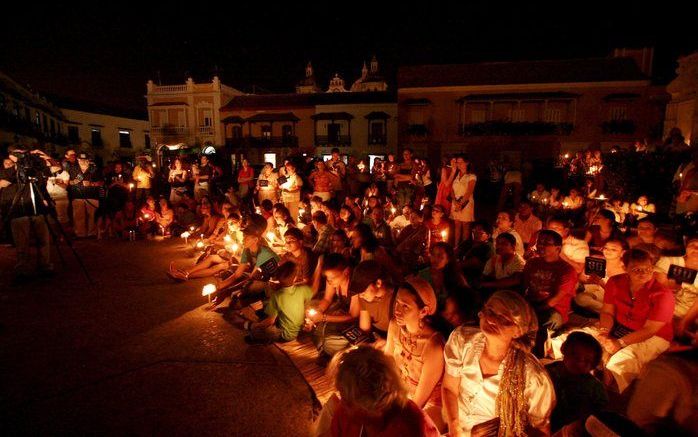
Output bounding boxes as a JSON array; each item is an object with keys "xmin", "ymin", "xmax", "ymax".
[
  {"xmin": 546, "ymin": 332, "xmax": 608, "ymax": 433},
  {"xmin": 138, "ymin": 196, "xmax": 158, "ymax": 236},
  {"xmin": 480, "ymin": 232, "xmax": 525, "ymax": 295},
  {"xmin": 575, "ymin": 239, "xmax": 627, "ymax": 315},
  {"xmin": 627, "ymin": 348, "xmax": 698, "ymax": 436},
  {"xmin": 351, "ymin": 223, "xmax": 404, "ymax": 283},
  {"xmin": 418, "ymin": 242, "xmax": 470, "ymax": 309},
  {"xmin": 549, "ymin": 249, "xmax": 675, "ymax": 394},
  {"xmin": 514, "ymin": 201, "xmax": 542, "ymax": 250},
  {"xmin": 528, "ymin": 183, "xmax": 551, "ymax": 205},
  {"xmin": 493, "ymin": 210, "xmax": 525, "ymax": 257},
  {"xmin": 209, "ymin": 216, "xmax": 280, "ymax": 308},
  {"xmin": 369, "ymin": 206, "xmax": 394, "ymax": 249},
  {"xmin": 629, "ymin": 195, "xmax": 656, "ymax": 222},
  {"xmin": 395, "ymin": 208, "xmax": 430, "ymax": 267},
  {"xmin": 523, "ymin": 230, "xmax": 578, "ymax": 357},
  {"xmin": 313, "ymin": 346, "xmax": 440, "ymax": 437},
  {"xmin": 311, "ymin": 211, "xmax": 335, "ymax": 255},
  {"xmin": 424, "ymin": 204, "xmax": 451, "ymax": 246},
  {"xmin": 545, "ymin": 216, "xmax": 589, "ymax": 273},
  {"xmin": 194, "ymin": 199, "xmax": 221, "ymax": 239},
  {"xmin": 306, "ymin": 253, "xmax": 360, "ymax": 358},
  {"xmin": 562, "ymin": 187, "xmax": 584, "ymax": 211},
  {"xmin": 112, "ymin": 200, "xmax": 138, "ymax": 237},
  {"xmin": 439, "ymin": 291, "xmax": 479, "ymax": 334},
  {"xmin": 585, "ymin": 209, "xmax": 624, "ymax": 255},
  {"xmin": 655, "ymin": 235, "xmax": 698, "ymax": 339},
  {"xmin": 232, "ymin": 261, "xmax": 313, "ymax": 345},
  {"xmin": 329, "ymin": 229, "xmax": 352, "ymax": 259},
  {"xmin": 458, "ymin": 220, "xmax": 495, "ymax": 282},
  {"xmin": 336, "ymin": 205, "xmax": 358, "ymax": 234},
  {"xmin": 156, "ymin": 198, "xmax": 174, "ymax": 236},
  {"xmin": 389, "ymin": 205, "xmax": 412, "ymax": 232},
  {"xmin": 626, "ymin": 217, "xmax": 660, "ymax": 251},
  {"xmin": 442, "ymin": 291, "xmax": 555, "ymax": 437},
  {"xmin": 271, "ymin": 204, "xmax": 296, "ymax": 246},
  {"xmin": 279, "ymin": 228, "xmax": 313, "ymax": 285},
  {"xmin": 384, "ymin": 277, "xmax": 445, "ymax": 429}
]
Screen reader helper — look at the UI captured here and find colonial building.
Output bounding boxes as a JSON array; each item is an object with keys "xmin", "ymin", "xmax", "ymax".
[
  {"xmin": 398, "ymin": 48, "xmax": 667, "ymax": 169},
  {"xmin": 220, "ymin": 58, "xmax": 396, "ymax": 165},
  {"xmin": 664, "ymin": 51, "xmax": 698, "ymax": 146},
  {"xmin": 55, "ymin": 95, "xmax": 150, "ymax": 163},
  {"xmin": 146, "ymin": 76, "xmax": 243, "ymax": 150},
  {"xmin": 0, "ymin": 70, "xmax": 67, "ymax": 150}
]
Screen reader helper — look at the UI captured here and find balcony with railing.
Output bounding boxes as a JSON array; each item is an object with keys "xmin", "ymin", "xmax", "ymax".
[
  {"xmin": 151, "ymin": 126, "xmax": 192, "ymax": 138},
  {"xmin": 226, "ymin": 135, "xmax": 299, "ymax": 148},
  {"xmin": 198, "ymin": 126, "xmax": 214, "ymax": 135},
  {"xmin": 459, "ymin": 121, "xmax": 573, "ymax": 136},
  {"xmin": 315, "ymin": 135, "xmax": 351, "ymax": 147}
]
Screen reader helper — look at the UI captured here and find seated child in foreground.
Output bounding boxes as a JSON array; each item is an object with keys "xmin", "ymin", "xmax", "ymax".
[
  {"xmin": 232, "ymin": 261, "xmax": 312, "ymax": 344},
  {"xmin": 546, "ymin": 331, "xmax": 608, "ymax": 433}
]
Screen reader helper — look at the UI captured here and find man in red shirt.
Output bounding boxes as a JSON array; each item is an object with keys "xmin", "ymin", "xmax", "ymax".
[
  {"xmin": 308, "ymin": 160, "xmax": 334, "ymax": 202},
  {"xmin": 597, "ymin": 249, "xmax": 674, "ymax": 392},
  {"xmin": 523, "ymin": 229, "xmax": 578, "ymax": 357}
]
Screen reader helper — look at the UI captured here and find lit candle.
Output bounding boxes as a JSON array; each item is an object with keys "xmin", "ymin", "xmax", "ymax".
[
  {"xmin": 190, "ymin": 226, "xmax": 196, "ymax": 232},
  {"xmin": 307, "ymin": 308, "xmax": 318, "ymax": 317},
  {"xmin": 440, "ymin": 230, "xmax": 448, "ymax": 241},
  {"xmin": 391, "ymin": 207, "xmax": 396, "ymax": 215},
  {"xmin": 231, "ymin": 242, "xmax": 239, "ymax": 253},
  {"xmin": 255, "ymin": 207, "xmax": 261, "ymax": 214},
  {"xmin": 128, "ymin": 183, "xmax": 134, "ymax": 191},
  {"xmin": 181, "ymin": 231, "xmax": 190, "ymax": 244},
  {"xmin": 202, "ymin": 283, "xmax": 216, "ymax": 304},
  {"xmin": 598, "ymin": 194, "xmax": 606, "ymax": 201},
  {"xmin": 143, "ymin": 213, "xmax": 151, "ymax": 220},
  {"xmin": 224, "ymin": 235, "xmax": 232, "ymax": 244},
  {"xmin": 196, "ymin": 240, "xmax": 204, "ymax": 249},
  {"xmin": 636, "ymin": 205, "xmax": 643, "ymax": 211}
]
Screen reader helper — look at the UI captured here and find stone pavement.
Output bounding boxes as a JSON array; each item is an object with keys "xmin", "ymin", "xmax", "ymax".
[{"xmin": 0, "ymin": 238, "xmax": 315, "ymax": 436}]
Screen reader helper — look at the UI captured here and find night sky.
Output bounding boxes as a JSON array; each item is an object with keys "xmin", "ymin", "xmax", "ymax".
[{"xmin": 2, "ymin": 5, "xmax": 696, "ymax": 114}]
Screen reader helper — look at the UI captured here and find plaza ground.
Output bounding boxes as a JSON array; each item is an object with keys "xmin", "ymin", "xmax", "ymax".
[{"xmin": 0, "ymin": 238, "xmax": 314, "ymax": 436}]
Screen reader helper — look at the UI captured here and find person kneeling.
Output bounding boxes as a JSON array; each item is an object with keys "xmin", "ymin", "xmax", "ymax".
[{"xmin": 233, "ymin": 261, "xmax": 312, "ymax": 344}]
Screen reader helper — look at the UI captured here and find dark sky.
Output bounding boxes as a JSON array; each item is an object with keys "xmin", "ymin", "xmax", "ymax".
[{"xmin": 2, "ymin": 5, "xmax": 696, "ymax": 113}]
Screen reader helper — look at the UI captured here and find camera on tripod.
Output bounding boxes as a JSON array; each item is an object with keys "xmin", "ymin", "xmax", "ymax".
[{"xmin": 10, "ymin": 150, "xmax": 51, "ymax": 185}]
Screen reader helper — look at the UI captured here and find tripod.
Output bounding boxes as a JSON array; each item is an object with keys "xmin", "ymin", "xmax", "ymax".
[{"xmin": 0, "ymin": 175, "xmax": 93, "ymax": 285}]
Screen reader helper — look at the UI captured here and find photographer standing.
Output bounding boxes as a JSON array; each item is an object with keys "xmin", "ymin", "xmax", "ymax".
[
  {"xmin": 0, "ymin": 146, "xmax": 61, "ymax": 280},
  {"xmin": 68, "ymin": 153, "xmax": 103, "ymax": 238}
]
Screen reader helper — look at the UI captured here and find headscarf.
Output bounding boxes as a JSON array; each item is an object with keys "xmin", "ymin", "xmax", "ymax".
[{"xmin": 486, "ymin": 291, "xmax": 539, "ymax": 437}]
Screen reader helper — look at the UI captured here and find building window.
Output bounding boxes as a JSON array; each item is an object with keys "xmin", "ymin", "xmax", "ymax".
[
  {"xmin": 470, "ymin": 110, "xmax": 487, "ymax": 123},
  {"xmin": 369, "ymin": 121, "xmax": 386, "ymax": 144},
  {"xmin": 68, "ymin": 126, "xmax": 79, "ymax": 143},
  {"xmin": 119, "ymin": 129, "xmax": 132, "ymax": 148},
  {"xmin": 610, "ymin": 105, "xmax": 628, "ymax": 121},
  {"xmin": 202, "ymin": 109, "xmax": 213, "ymax": 126},
  {"xmin": 43, "ymin": 114, "xmax": 48, "ymax": 132},
  {"xmin": 261, "ymin": 125, "xmax": 272, "ymax": 139},
  {"xmin": 34, "ymin": 111, "xmax": 40, "ymax": 127},
  {"xmin": 281, "ymin": 125, "xmax": 293, "ymax": 138},
  {"xmin": 264, "ymin": 153, "xmax": 277, "ymax": 168},
  {"xmin": 91, "ymin": 128, "xmax": 103, "ymax": 147},
  {"xmin": 544, "ymin": 108, "xmax": 562, "ymax": 123},
  {"xmin": 144, "ymin": 133, "xmax": 151, "ymax": 149},
  {"xmin": 232, "ymin": 125, "xmax": 242, "ymax": 138},
  {"xmin": 328, "ymin": 123, "xmax": 341, "ymax": 143}
]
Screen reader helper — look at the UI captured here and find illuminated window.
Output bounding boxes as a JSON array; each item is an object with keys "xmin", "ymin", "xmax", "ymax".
[{"xmin": 264, "ymin": 153, "xmax": 277, "ymax": 168}]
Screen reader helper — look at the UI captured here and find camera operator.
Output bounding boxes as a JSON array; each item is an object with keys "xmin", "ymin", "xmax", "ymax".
[
  {"xmin": 67, "ymin": 152, "xmax": 103, "ymax": 238},
  {"xmin": 0, "ymin": 146, "xmax": 61, "ymax": 280}
]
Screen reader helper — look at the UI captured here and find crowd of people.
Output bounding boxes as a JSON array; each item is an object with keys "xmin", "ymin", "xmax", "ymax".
[{"xmin": 2, "ymin": 142, "xmax": 698, "ymax": 436}]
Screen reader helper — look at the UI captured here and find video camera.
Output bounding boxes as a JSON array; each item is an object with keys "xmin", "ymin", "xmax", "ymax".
[{"xmin": 10, "ymin": 150, "xmax": 51, "ymax": 185}]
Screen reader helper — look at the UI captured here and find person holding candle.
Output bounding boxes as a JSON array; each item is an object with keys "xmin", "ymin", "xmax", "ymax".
[
  {"xmin": 131, "ymin": 157, "xmax": 154, "ymax": 204},
  {"xmin": 424, "ymin": 204, "xmax": 451, "ymax": 247},
  {"xmin": 442, "ymin": 291, "xmax": 554, "ymax": 437},
  {"xmin": 138, "ymin": 195, "xmax": 158, "ymax": 237},
  {"xmin": 311, "ymin": 211, "xmax": 335, "ymax": 255},
  {"xmin": 369, "ymin": 206, "xmax": 394, "ymax": 249},
  {"xmin": 307, "ymin": 253, "xmax": 360, "ymax": 359},
  {"xmin": 256, "ymin": 162, "xmax": 279, "ymax": 205},
  {"xmin": 155, "ymin": 198, "xmax": 174, "ymax": 236},
  {"xmin": 280, "ymin": 160, "xmax": 303, "ymax": 221},
  {"xmin": 629, "ymin": 195, "xmax": 656, "ymax": 222},
  {"xmin": 395, "ymin": 209, "xmax": 430, "ymax": 268},
  {"xmin": 575, "ymin": 239, "xmax": 628, "ymax": 314},
  {"xmin": 492, "ymin": 210, "xmax": 525, "ymax": 257},
  {"xmin": 418, "ymin": 242, "xmax": 470, "ymax": 308}
]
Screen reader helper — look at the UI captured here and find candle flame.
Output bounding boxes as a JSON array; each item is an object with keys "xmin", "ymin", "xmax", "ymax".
[
  {"xmin": 307, "ymin": 308, "xmax": 318, "ymax": 317},
  {"xmin": 202, "ymin": 283, "xmax": 216, "ymax": 296},
  {"xmin": 181, "ymin": 231, "xmax": 190, "ymax": 238},
  {"xmin": 196, "ymin": 241, "xmax": 204, "ymax": 249}
]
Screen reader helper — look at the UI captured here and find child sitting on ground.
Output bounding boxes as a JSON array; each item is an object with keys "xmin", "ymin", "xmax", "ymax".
[
  {"xmin": 546, "ymin": 331, "xmax": 609, "ymax": 433},
  {"xmin": 232, "ymin": 261, "xmax": 312, "ymax": 344}
]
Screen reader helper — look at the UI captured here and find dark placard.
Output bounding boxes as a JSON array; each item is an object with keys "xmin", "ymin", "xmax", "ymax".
[
  {"xmin": 277, "ymin": 176, "xmax": 288, "ymax": 186},
  {"xmin": 585, "ymin": 257, "xmax": 606, "ymax": 278},
  {"xmin": 258, "ymin": 179, "xmax": 269, "ymax": 187},
  {"xmin": 668, "ymin": 264, "xmax": 698, "ymax": 285},
  {"xmin": 341, "ymin": 326, "xmax": 371, "ymax": 345},
  {"xmin": 259, "ymin": 258, "xmax": 279, "ymax": 279}
]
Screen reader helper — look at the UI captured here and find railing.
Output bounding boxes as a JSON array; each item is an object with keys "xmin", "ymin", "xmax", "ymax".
[
  {"xmin": 226, "ymin": 136, "xmax": 299, "ymax": 148},
  {"xmin": 198, "ymin": 126, "xmax": 214, "ymax": 135},
  {"xmin": 315, "ymin": 135, "xmax": 352, "ymax": 147},
  {"xmin": 151, "ymin": 126, "xmax": 191, "ymax": 136},
  {"xmin": 151, "ymin": 84, "xmax": 187, "ymax": 93},
  {"xmin": 459, "ymin": 121, "xmax": 573, "ymax": 136},
  {"xmin": 368, "ymin": 135, "xmax": 387, "ymax": 145},
  {"xmin": 405, "ymin": 124, "xmax": 429, "ymax": 136}
]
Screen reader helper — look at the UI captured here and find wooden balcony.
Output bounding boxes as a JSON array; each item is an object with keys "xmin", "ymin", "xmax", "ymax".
[
  {"xmin": 315, "ymin": 135, "xmax": 351, "ymax": 147},
  {"xmin": 226, "ymin": 136, "xmax": 299, "ymax": 148}
]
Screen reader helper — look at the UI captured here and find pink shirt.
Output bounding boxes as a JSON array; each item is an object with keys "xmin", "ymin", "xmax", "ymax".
[{"xmin": 523, "ymin": 257, "xmax": 578, "ymax": 321}]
